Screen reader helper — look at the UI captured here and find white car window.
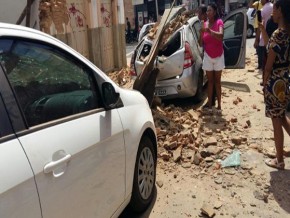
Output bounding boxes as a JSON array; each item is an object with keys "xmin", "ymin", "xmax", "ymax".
[
  {"xmin": 224, "ymin": 12, "xmax": 245, "ymax": 39},
  {"xmin": 0, "ymin": 39, "xmax": 100, "ymax": 127}
]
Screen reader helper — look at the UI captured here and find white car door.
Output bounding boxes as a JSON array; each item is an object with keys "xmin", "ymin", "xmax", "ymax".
[
  {"xmin": 223, "ymin": 8, "xmax": 247, "ymax": 68},
  {"xmin": 0, "ymin": 38, "xmax": 126, "ymax": 218},
  {"xmin": 0, "ymin": 71, "xmax": 41, "ymax": 218}
]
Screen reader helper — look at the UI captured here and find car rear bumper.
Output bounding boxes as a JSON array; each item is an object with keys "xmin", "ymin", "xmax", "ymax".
[{"xmin": 155, "ymin": 69, "xmax": 197, "ymax": 99}]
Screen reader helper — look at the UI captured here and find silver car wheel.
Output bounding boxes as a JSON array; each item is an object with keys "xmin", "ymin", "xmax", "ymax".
[{"xmin": 138, "ymin": 147, "xmax": 154, "ymax": 200}]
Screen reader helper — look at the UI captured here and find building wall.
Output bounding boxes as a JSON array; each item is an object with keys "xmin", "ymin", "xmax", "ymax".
[
  {"xmin": 39, "ymin": 0, "xmax": 126, "ymax": 72},
  {"xmin": 124, "ymin": 0, "xmax": 135, "ymax": 29},
  {"xmin": 0, "ymin": 0, "xmax": 126, "ymax": 72}
]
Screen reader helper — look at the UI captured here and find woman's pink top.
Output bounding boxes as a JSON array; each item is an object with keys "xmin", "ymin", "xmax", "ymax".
[{"xmin": 202, "ymin": 19, "xmax": 224, "ymax": 58}]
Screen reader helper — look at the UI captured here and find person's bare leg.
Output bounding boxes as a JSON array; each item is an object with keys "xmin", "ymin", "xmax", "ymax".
[
  {"xmin": 214, "ymin": 70, "xmax": 222, "ymax": 109},
  {"xmin": 206, "ymin": 71, "xmax": 214, "ymax": 108},
  {"xmin": 272, "ymin": 118, "xmax": 284, "ymax": 163},
  {"xmin": 281, "ymin": 115, "xmax": 290, "ymax": 136}
]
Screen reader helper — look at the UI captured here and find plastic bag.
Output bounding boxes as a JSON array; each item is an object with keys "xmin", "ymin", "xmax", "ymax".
[{"xmin": 221, "ymin": 150, "xmax": 241, "ymax": 168}]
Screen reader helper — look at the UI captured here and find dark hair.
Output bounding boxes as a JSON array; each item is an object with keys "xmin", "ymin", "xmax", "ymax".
[
  {"xmin": 208, "ymin": 3, "xmax": 219, "ymax": 20},
  {"xmin": 199, "ymin": 4, "xmax": 207, "ymax": 14},
  {"xmin": 275, "ymin": 0, "xmax": 290, "ymax": 34}
]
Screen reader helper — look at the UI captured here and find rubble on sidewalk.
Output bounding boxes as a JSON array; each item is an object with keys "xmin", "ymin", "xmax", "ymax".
[
  {"xmin": 108, "ymin": 58, "xmax": 280, "ymax": 174},
  {"xmin": 108, "ymin": 70, "xmax": 273, "ymax": 172}
]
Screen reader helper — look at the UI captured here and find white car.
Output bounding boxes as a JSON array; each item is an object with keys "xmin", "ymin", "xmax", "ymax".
[
  {"xmin": 247, "ymin": 7, "xmax": 255, "ymax": 38},
  {"xmin": 0, "ymin": 22, "xmax": 157, "ymax": 218}
]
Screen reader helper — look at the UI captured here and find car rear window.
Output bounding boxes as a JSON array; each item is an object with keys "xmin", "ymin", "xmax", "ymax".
[
  {"xmin": 158, "ymin": 31, "xmax": 181, "ymax": 57},
  {"xmin": 138, "ymin": 31, "xmax": 182, "ymax": 62},
  {"xmin": 138, "ymin": 43, "xmax": 152, "ymax": 61}
]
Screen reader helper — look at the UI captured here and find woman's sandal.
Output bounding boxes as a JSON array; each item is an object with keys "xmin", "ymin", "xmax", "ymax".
[
  {"xmin": 208, "ymin": 108, "xmax": 213, "ymax": 114},
  {"xmin": 202, "ymin": 104, "xmax": 210, "ymax": 110},
  {"xmin": 265, "ymin": 158, "xmax": 285, "ymax": 170},
  {"xmin": 216, "ymin": 109, "xmax": 222, "ymax": 116}
]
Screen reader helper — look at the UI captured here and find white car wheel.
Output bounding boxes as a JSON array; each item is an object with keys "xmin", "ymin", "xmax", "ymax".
[
  {"xmin": 138, "ymin": 147, "xmax": 155, "ymax": 199},
  {"xmin": 129, "ymin": 136, "xmax": 156, "ymax": 212}
]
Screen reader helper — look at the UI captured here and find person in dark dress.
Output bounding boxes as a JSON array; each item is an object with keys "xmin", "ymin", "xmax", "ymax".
[
  {"xmin": 262, "ymin": 0, "xmax": 290, "ymax": 170},
  {"xmin": 126, "ymin": 17, "xmax": 131, "ymax": 42}
]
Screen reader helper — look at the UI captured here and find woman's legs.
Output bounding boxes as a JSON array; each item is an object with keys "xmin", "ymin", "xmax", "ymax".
[
  {"xmin": 281, "ymin": 115, "xmax": 290, "ymax": 136},
  {"xmin": 206, "ymin": 71, "xmax": 214, "ymax": 108},
  {"xmin": 272, "ymin": 118, "xmax": 284, "ymax": 163},
  {"xmin": 214, "ymin": 70, "xmax": 222, "ymax": 109}
]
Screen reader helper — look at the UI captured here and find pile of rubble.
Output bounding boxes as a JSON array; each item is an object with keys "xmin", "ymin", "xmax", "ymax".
[
  {"xmin": 152, "ymin": 103, "xmax": 254, "ymax": 171},
  {"xmin": 107, "ymin": 68, "xmax": 133, "ymax": 89},
  {"xmin": 109, "ymin": 68, "xmax": 290, "ymax": 172},
  {"xmin": 147, "ymin": 9, "xmax": 195, "ymax": 46},
  {"xmin": 109, "ymin": 68, "xmax": 252, "ymax": 168}
]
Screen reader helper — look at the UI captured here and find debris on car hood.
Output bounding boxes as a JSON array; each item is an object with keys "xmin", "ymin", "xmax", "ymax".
[
  {"xmin": 108, "ymin": 68, "xmax": 133, "ymax": 89},
  {"xmin": 147, "ymin": 9, "xmax": 195, "ymax": 48}
]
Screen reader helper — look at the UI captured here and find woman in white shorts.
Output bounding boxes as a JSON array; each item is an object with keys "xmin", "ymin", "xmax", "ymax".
[{"xmin": 199, "ymin": 3, "xmax": 224, "ymax": 114}]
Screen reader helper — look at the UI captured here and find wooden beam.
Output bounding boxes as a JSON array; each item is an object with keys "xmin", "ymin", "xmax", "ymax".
[
  {"xmin": 26, "ymin": 0, "xmax": 32, "ymax": 27},
  {"xmin": 16, "ymin": 0, "xmax": 35, "ymax": 25},
  {"xmin": 16, "ymin": 5, "xmax": 28, "ymax": 25}
]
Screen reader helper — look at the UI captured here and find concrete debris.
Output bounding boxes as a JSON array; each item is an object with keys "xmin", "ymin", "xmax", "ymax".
[
  {"xmin": 173, "ymin": 146, "xmax": 182, "ymax": 162},
  {"xmin": 231, "ymin": 137, "xmax": 242, "ymax": 145},
  {"xmin": 108, "ymin": 68, "xmax": 133, "ymax": 89},
  {"xmin": 156, "ymin": 180, "xmax": 164, "ymax": 188},
  {"xmin": 204, "ymin": 137, "xmax": 218, "ymax": 147},
  {"xmin": 201, "ymin": 203, "xmax": 216, "ymax": 218}
]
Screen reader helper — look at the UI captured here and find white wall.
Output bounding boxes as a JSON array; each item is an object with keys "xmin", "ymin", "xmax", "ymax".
[
  {"xmin": 118, "ymin": 0, "xmax": 125, "ymax": 24},
  {"xmin": 0, "ymin": 0, "xmax": 40, "ymax": 28},
  {"xmin": 0, "ymin": 1, "xmax": 26, "ymax": 25}
]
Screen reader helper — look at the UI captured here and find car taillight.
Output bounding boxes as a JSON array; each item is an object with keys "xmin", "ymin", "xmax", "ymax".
[
  {"xmin": 130, "ymin": 51, "xmax": 137, "ymax": 77},
  {"xmin": 183, "ymin": 42, "xmax": 194, "ymax": 69}
]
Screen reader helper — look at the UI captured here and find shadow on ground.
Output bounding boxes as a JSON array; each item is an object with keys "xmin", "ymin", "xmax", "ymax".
[
  {"xmin": 119, "ymin": 186, "xmax": 157, "ymax": 218},
  {"xmin": 269, "ymin": 170, "xmax": 290, "ymax": 214}
]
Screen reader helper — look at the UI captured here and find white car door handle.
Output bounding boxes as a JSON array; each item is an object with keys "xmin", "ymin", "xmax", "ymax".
[{"xmin": 44, "ymin": 154, "xmax": 72, "ymax": 174}]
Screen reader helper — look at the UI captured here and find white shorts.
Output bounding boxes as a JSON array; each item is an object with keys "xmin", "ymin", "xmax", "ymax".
[{"xmin": 202, "ymin": 52, "xmax": 225, "ymax": 71}]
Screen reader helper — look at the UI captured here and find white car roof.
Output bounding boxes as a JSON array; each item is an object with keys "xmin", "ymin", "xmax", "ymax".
[
  {"xmin": 0, "ymin": 22, "xmax": 111, "ymax": 83},
  {"xmin": 0, "ymin": 22, "xmax": 75, "ymax": 53}
]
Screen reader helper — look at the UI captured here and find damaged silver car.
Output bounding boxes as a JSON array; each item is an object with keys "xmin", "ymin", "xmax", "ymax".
[{"xmin": 131, "ymin": 8, "xmax": 247, "ymax": 100}]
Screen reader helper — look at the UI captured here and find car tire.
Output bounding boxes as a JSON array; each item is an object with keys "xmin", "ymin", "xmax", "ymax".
[
  {"xmin": 129, "ymin": 136, "xmax": 156, "ymax": 213},
  {"xmin": 247, "ymin": 25, "xmax": 254, "ymax": 38},
  {"xmin": 194, "ymin": 71, "xmax": 204, "ymax": 102}
]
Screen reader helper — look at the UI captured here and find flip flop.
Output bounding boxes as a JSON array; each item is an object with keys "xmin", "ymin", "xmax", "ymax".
[
  {"xmin": 265, "ymin": 158, "xmax": 285, "ymax": 170},
  {"xmin": 216, "ymin": 109, "xmax": 222, "ymax": 116}
]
